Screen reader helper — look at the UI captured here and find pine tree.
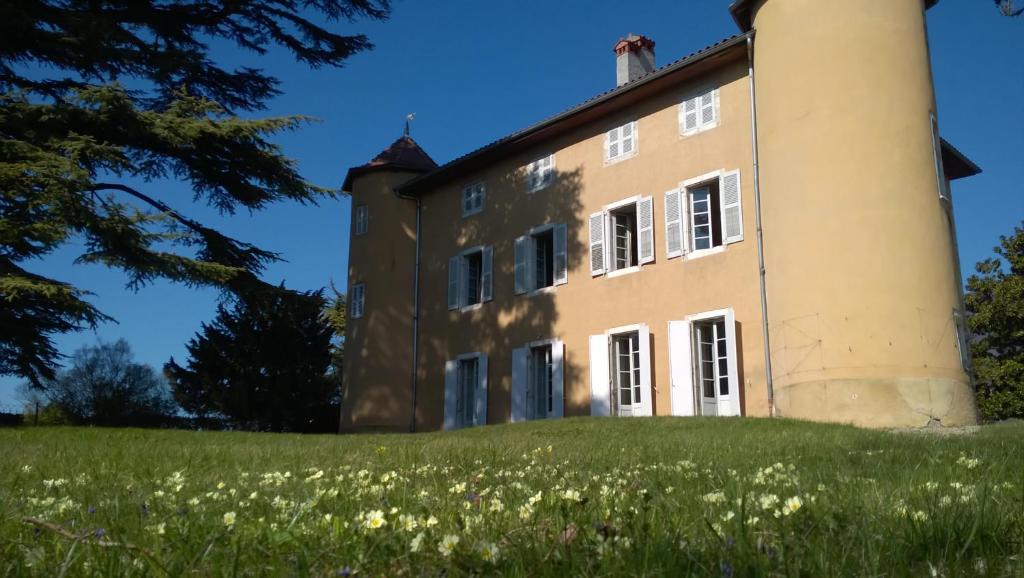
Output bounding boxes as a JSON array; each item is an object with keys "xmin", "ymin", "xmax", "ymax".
[
  {"xmin": 164, "ymin": 288, "xmax": 338, "ymax": 432},
  {"xmin": 0, "ymin": 1, "xmax": 389, "ymax": 386}
]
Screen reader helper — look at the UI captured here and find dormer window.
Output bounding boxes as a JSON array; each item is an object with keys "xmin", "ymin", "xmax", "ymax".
[
  {"xmin": 526, "ymin": 154, "xmax": 555, "ymax": 193},
  {"xmin": 462, "ymin": 182, "xmax": 485, "ymax": 217}
]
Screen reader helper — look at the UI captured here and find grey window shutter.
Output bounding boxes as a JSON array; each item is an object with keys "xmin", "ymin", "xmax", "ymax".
[
  {"xmin": 553, "ymin": 224, "xmax": 568, "ymax": 285},
  {"xmin": 682, "ymin": 97, "xmax": 698, "ymax": 132},
  {"xmin": 621, "ymin": 122, "xmax": 635, "ymax": 155},
  {"xmin": 589, "ymin": 212, "xmax": 606, "ymax": 276},
  {"xmin": 638, "ymin": 196, "xmax": 655, "ymax": 264},
  {"xmin": 665, "ymin": 189, "xmax": 683, "ymax": 259},
  {"xmin": 511, "ymin": 348, "xmax": 528, "ymax": 422},
  {"xmin": 589, "ymin": 334, "xmax": 611, "ymax": 416},
  {"xmin": 700, "ymin": 89, "xmax": 716, "ymax": 126},
  {"xmin": 551, "ymin": 340, "xmax": 564, "ymax": 418},
  {"xmin": 443, "ymin": 360, "xmax": 458, "ymax": 430},
  {"xmin": 720, "ymin": 170, "xmax": 743, "ymax": 243},
  {"xmin": 481, "ymin": 246, "xmax": 493, "ymax": 302},
  {"xmin": 447, "ymin": 256, "xmax": 460, "ymax": 310},
  {"xmin": 474, "ymin": 355, "xmax": 488, "ymax": 426},
  {"xmin": 514, "ymin": 236, "xmax": 528, "ymax": 294}
]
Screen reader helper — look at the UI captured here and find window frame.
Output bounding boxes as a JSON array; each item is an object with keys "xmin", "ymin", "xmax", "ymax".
[
  {"xmin": 462, "ymin": 182, "xmax": 486, "ymax": 217},
  {"xmin": 526, "ymin": 153, "xmax": 556, "ymax": 193},
  {"xmin": 594, "ymin": 195, "xmax": 654, "ymax": 278},
  {"xmin": 930, "ymin": 112, "xmax": 951, "ymax": 203},
  {"xmin": 350, "ymin": 283, "xmax": 365, "ymax": 319},
  {"xmin": 679, "ymin": 87, "xmax": 720, "ymax": 136},
  {"xmin": 515, "ymin": 223, "xmax": 568, "ymax": 296},
  {"xmin": 604, "ymin": 120, "xmax": 639, "ymax": 165},
  {"xmin": 449, "ymin": 245, "xmax": 493, "ymax": 312},
  {"xmin": 354, "ymin": 204, "xmax": 368, "ymax": 236}
]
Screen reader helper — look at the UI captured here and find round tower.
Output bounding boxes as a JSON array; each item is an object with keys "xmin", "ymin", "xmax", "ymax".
[{"xmin": 745, "ymin": 0, "xmax": 977, "ymax": 426}]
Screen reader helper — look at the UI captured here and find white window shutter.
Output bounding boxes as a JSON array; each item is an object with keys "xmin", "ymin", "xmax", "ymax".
[
  {"xmin": 447, "ymin": 256, "xmax": 460, "ymax": 310},
  {"xmin": 637, "ymin": 196, "xmax": 655, "ymax": 264},
  {"xmin": 621, "ymin": 122, "xmax": 635, "ymax": 155},
  {"xmin": 588, "ymin": 211, "xmax": 606, "ymax": 276},
  {"xmin": 700, "ymin": 89, "xmax": 716, "ymax": 126},
  {"xmin": 511, "ymin": 348, "xmax": 528, "ymax": 422},
  {"xmin": 637, "ymin": 324, "xmax": 653, "ymax": 417},
  {"xmin": 589, "ymin": 334, "xmax": 611, "ymax": 416},
  {"xmin": 668, "ymin": 320, "xmax": 695, "ymax": 416},
  {"xmin": 553, "ymin": 224, "xmax": 568, "ymax": 285},
  {"xmin": 514, "ymin": 236, "xmax": 529, "ymax": 294},
  {"xmin": 664, "ymin": 190, "xmax": 683, "ymax": 259},
  {"xmin": 443, "ymin": 360, "xmax": 458, "ymax": 430},
  {"xmin": 481, "ymin": 246, "xmax": 493, "ymax": 302},
  {"xmin": 723, "ymin": 310, "xmax": 741, "ymax": 417},
  {"xmin": 474, "ymin": 355, "xmax": 488, "ymax": 426},
  {"xmin": 545, "ymin": 155, "xmax": 555, "ymax": 187},
  {"xmin": 720, "ymin": 170, "xmax": 743, "ymax": 243},
  {"xmin": 682, "ymin": 97, "xmax": 698, "ymax": 133},
  {"xmin": 551, "ymin": 340, "xmax": 565, "ymax": 418},
  {"xmin": 604, "ymin": 128, "xmax": 617, "ymax": 161}
]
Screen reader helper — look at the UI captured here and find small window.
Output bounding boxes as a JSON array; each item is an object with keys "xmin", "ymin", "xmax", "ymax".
[
  {"xmin": 688, "ymin": 180, "xmax": 723, "ymax": 252},
  {"xmin": 930, "ymin": 113, "xmax": 951, "ymax": 202},
  {"xmin": 448, "ymin": 246, "xmax": 493, "ymax": 310},
  {"xmin": 604, "ymin": 121, "xmax": 637, "ymax": 164},
  {"xmin": 680, "ymin": 88, "xmax": 718, "ymax": 135},
  {"xmin": 462, "ymin": 182, "xmax": 486, "ymax": 216},
  {"xmin": 526, "ymin": 154, "xmax": 555, "ymax": 193},
  {"xmin": 953, "ymin": 310, "xmax": 971, "ymax": 373},
  {"xmin": 350, "ymin": 283, "xmax": 365, "ymax": 319},
  {"xmin": 514, "ymin": 224, "xmax": 568, "ymax": 294},
  {"xmin": 611, "ymin": 204, "xmax": 638, "ymax": 271},
  {"xmin": 589, "ymin": 197, "xmax": 654, "ymax": 277},
  {"xmin": 528, "ymin": 344, "xmax": 554, "ymax": 420},
  {"xmin": 354, "ymin": 205, "xmax": 368, "ymax": 236}
]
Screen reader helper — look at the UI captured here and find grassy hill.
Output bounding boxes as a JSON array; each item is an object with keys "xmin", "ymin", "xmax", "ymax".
[{"xmin": 1, "ymin": 418, "xmax": 1022, "ymax": 576}]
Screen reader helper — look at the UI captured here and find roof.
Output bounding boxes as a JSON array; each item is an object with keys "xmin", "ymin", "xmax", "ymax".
[
  {"xmin": 342, "ymin": 135, "xmax": 437, "ymax": 191},
  {"xmin": 940, "ymin": 138, "xmax": 982, "ymax": 180},
  {"xmin": 728, "ymin": 0, "xmax": 940, "ymax": 31},
  {"xmin": 396, "ymin": 32, "xmax": 751, "ymax": 195}
]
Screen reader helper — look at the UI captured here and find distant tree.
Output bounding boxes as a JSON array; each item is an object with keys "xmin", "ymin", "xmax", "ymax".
[
  {"xmin": 164, "ymin": 288, "xmax": 338, "ymax": 432},
  {"xmin": 995, "ymin": 0, "xmax": 1024, "ymax": 17},
  {"xmin": 324, "ymin": 282, "xmax": 347, "ymax": 388},
  {"xmin": 0, "ymin": 0, "xmax": 391, "ymax": 388},
  {"xmin": 965, "ymin": 222, "xmax": 1024, "ymax": 421},
  {"xmin": 31, "ymin": 339, "xmax": 176, "ymax": 426}
]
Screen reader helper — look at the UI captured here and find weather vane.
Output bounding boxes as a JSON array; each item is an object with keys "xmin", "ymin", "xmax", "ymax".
[{"xmin": 404, "ymin": 113, "xmax": 415, "ymax": 137}]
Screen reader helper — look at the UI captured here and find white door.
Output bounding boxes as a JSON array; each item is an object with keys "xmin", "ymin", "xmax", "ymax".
[
  {"xmin": 695, "ymin": 319, "xmax": 729, "ymax": 416},
  {"xmin": 668, "ymin": 320, "xmax": 695, "ymax": 416}
]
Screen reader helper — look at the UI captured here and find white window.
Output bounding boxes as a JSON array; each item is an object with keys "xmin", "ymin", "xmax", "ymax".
[
  {"xmin": 354, "ymin": 205, "xmax": 368, "ymax": 236},
  {"xmin": 664, "ymin": 170, "xmax": 742, "ymax": 259},
  {"xmin": 443, "ymin": 353, "xmax": 488, "ymax": 429},
  {"xmin": 679, "ymin": 88, "xmax": 719, "ymax": 135},
  {"xmin": 667, "ymin": 308, "xmax": 741, "ymax": 417},
  {"xmin": 930, "ymin": 113, "xmax": 951, "ymax": 202},
  {"xmin": 350, "ymin": 283, "xmax": 365, "ymax": 319},
  {"xmin": 511, "ymin": 339, "xmax": 564, "ymax": 421},
  {"xmin": 462, "ymin": 182, "xmax": 486, "ymax": 216},
  {"xmin": 604, "ymin": 121, "xmax": 637, "ymax": 164},
  {"xmin": 589, "ymin": 324, "xmax": 652, "ymax": 417},
  {"xmin": 589, "ymin": 196, "xmax": 654, "ymax": 277},
  {"xmin": 526, "ymin": 154, "xmax": 555, "ymax": 193},
  {"xmin": 448, "ymin": 246, "xmax": 493, "ymax": 311},
  {"xmin": 514, "ymin": 224, "xmax": 568, "ymax": 294}
]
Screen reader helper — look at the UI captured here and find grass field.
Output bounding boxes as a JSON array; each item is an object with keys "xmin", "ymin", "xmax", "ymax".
[{"xmin": 1, "ymin": 418, "xmax": 1022, "ymax": 577}]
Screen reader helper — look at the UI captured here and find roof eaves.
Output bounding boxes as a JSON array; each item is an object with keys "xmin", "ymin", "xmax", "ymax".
[{"xmin": 397, "ymin": 31, "xmax": 751, "ymax": 195}]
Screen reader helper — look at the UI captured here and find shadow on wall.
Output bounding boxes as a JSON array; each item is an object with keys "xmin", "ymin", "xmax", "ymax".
[{"xmin": 417, "ymin": 165, "xmax": 588, "ymax": 428}]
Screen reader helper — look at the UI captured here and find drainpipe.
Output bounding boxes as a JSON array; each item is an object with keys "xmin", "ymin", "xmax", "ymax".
[
  {"xmin": 747, "ymin": 33, "xmax": 776, "ymax": 417},
  {"xmin": 394, "ymin": 187, "xmax": 421, "ymax": 432}
]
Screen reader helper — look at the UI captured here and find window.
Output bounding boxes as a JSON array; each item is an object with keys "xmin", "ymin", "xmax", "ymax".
[
  {"xmin": 526, "ymin": 154, "xmax": 555, "ymax": 192},
  {"xmin": 666, "ymin": 309, "xmax": 740, "ymax": 417},
  {"xmin": 444, "ymin": 353, "xmax": 488, "ymax": 429},
  {"xmin": 679, "ymin": 88, "xmax": 718, "ymax": 135},
  {"xmin": 511, "ymin": 340, "xmax": 565, "ymax": 421},
  {"xmin": 589, "ymin": 197, "xmax": 654, "ymax": 277},
  {"xmin": 664, "ymin": 170, "xmax": 742, "ymax": 259},
  {"xmin": 514, "ymin": 224, "xmax": 568, "ymax": 294},
  {"xmin": 448, "ymin": 246, "xmax": 493, "ymax": 310},
  {"xmin": 604, "ymin": 121, "xmax": 637, "ymax": 164},
  {"xmin": 462, "ymin": 182, "xmax": 486, "ymax": 216},
  {"xmin": 350, "ymin": 283, "xmax": 365, "ymax": 319},
  {"xmin": 953, "ymin": 310, "xmax": 971, "ymax": 373},
  {"xmin": 930, "ymin": 113, "xmax": 951, "ymax": 202},
  {"xmin": 588, "ymin": 325, "xmax": 652, "ymax": 417},
  {"xmin": 354, "ymin": 205, "xmax": 368, "ymax": 236}
]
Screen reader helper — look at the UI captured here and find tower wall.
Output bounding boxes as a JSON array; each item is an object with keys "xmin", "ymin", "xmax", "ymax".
[{"xmin": 751, "ymin": 0, "xmax": 977, "ymax": 426}]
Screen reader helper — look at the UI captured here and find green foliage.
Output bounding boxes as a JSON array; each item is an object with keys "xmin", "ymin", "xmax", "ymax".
[
  {"xmin": 26, "ymin": 339, "xmax": 176, "ymax": 426},
  {"xmin": 324, "ymin": 281, "xmax": 347, "ymax": 388},
  {"xmin": 164, "ymin": 288, "xmax": 338, "ymax": 432},
  {"xmin": 0, "ymin": 1, "xmax": 389, "ymax": 386},
  {"xmin": 0, "ymin": 419, "xmax": 1022, "ymax": 576},
  {"xmin": 965, "ymin": 222, "xmax": 1024, "ymax": 421}
]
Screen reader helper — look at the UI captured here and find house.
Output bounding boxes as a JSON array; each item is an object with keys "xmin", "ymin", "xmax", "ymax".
[{"xmin": 340, "ymin": 0, "xmax": 981, "ymax": 432}]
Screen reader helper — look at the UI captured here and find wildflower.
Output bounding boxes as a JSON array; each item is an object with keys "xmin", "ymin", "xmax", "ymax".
[
  {"xmin": 478, "ymin": 541, "xmax": 500, "ymax": 563},
  {"xmin": 410, "ymin": 532, "xmax": 426, "ymax": 553},
  {"xmin": 362, "ymin": 510, "xmax": 386, "ymax": 530},
  {"xmin": 665, "ymin": 486, "xmax": 675, "ymax": 494},
  {"xmin": 956, "ymin": 454, "xmax": 980, "ymax": 469},
  {"xmin": 399, "ymin": 514, "xmax": 418, "ymax": 532},
  {"xmin": 561, "ymin": 489, "xmax": 582, "ymax": 502},
  {"xmin": 722, "ymin": 511, "xmax": 736, "ymax": 522},
  {"xmin": 939, "ymin": 496, "xmax": 953, "ymax": 507},
  {"xmin": 758, "ymin": 494, "xmax": 779, "ymax": 510},
  {"xmin": 528, "ymin": 491, "xmax": 543, "ymax": 505},
  {"xmin": 438, "ymin": 534, "xmax": 460, "ymax": 557},
  {"xmin": 702, "ymin": 491, "xmax": 727, "ymax": 505},
  {"xmin": 21, "ymin": 465, "xmax": 32, "ymax": 473},
  {"xmin": 781, "ymin": 496, "xmax": 803, "ymax": 516},
  {"xmin": 488, "ymin": 498, "xmax": 504, "ymax": 513},
  {"xmin": 216, "ymin": 482, "xmax": 226, "ymax": 490},
  {"xmin": 424, "ymin": 515, "xmax": 439, "ymax": 528},
  {"xmin": 518, "ymin": 504, "xmax": 534, "ymax": 520},
  {"xmin": 911, "ymin": 511, "xmax": 929, "ymax": 522},
  {"xmin": 223, "ymin": 512, "xmax": 236, "ymax": 527}
]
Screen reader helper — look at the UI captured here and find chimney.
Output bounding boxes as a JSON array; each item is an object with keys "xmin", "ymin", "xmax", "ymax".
[{"xmin": 614, "ymin": 34, "xmax": 656, "ymax": 87}]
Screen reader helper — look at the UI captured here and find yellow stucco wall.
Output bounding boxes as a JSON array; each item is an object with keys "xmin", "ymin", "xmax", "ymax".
[{"xmin": 750, "ymin": 0, "xmax": 977, "ymax": 426}]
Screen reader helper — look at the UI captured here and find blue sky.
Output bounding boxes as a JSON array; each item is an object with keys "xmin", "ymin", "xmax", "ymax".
[{"xmin": 2, "ymin": 0, "xmax": 1022, "ymax": 408}]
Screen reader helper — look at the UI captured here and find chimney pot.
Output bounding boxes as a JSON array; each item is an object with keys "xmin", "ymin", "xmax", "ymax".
[{"xmin": 614, "ymin": 34, "xmax": 656, "ymax": 86}]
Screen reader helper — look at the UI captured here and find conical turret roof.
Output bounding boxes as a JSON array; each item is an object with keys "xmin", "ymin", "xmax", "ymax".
[{"xmin": 343, "ymin": 136, "xmax": 437, "ymax": 191}]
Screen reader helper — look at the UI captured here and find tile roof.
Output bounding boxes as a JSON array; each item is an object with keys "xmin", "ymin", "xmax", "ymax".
[{"xmin": 342, "ymin": 135, "xmax": 438, "ymax": 191}]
